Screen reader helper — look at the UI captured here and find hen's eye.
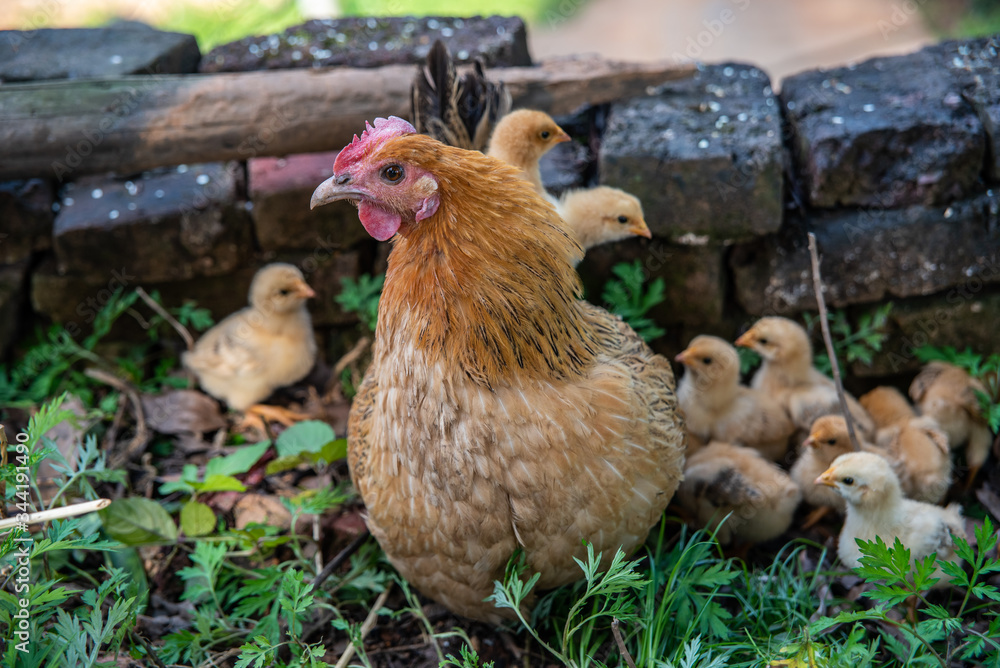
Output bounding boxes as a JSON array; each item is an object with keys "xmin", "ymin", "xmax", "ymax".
[
  {"xmin": 380, "ymin": 164, "xmax": 404, "ymax": 183},
  {"xmin": 842, "ymin": 477, "xmax": 854, "ymax": 485},
  {"xmin": 540, "ymin": 130, "xmax": 551, "ymax": 140},
  {"xmin": 617, "ymin": 215, "xmax": 629, "ymax": 224},
  {"xmin": 702, "ymin": 357, "xmax": 712, "ymax": 365}
]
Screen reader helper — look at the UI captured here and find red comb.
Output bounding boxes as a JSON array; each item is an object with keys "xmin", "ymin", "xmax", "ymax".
[{"xmin": 334, "ymin": 116, "xmax": 416, "ymax": 171}]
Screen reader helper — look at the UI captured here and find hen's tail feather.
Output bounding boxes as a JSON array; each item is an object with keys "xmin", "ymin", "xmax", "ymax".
[{"xmin": 410, "ymin": 40, "xmax": 512, "ymax": 152}]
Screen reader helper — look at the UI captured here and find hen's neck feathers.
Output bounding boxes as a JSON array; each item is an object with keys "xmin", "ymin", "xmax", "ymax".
[{"xmin": 376, "ymin": 136, "xmax": 598, "ymax": 390}]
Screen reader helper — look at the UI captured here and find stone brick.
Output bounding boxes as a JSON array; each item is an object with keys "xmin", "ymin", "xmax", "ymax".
[
  {"xmin": 850, "ymin": 287, "xmax": 1000, "ymax": 377},
  {"xmin": 200, "ymin": 16, "xmax": 531, "ymax": 73},
  {"xmin": 926, "ymin": 36, "xmax": 1000, "ymax": 182},
  {"xmin": 0, "ymin": 262, "xmax": 29, "ymax": 356},
  {"xmin": 248, "ymin": 152, "xmax": 368, "ymax": 252},
  {"xmin": 781, "ymin": 48, "xmax": 984, "ymax": 209},
  {"xmin": 53, "ymin": 163, "xmax": 252, "ymax": 283},
  {"xmin": 0, "ymin": 24, "xmax": 200, "ymax": 82},
  {"xmin": 601, "ymin": 63, "xmax": 783, "ymax": 244},
  {"xmin": 730, "ymin": 192, "xmax": 1000, "ymax": 316},
  {"xmin": 0, "ymin": 179, "xmax": 53, "ymax": 264}
]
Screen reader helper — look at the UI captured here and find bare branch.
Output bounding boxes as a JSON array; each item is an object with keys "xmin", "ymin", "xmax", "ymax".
[
  {"xmin": 807, "ymin": 232, "xmax": 862, "ymax": 452},
  {"xmin": 134, "ymin": 286, "xmax": 194, "ymax": 351},
  {"xmin": 611, "ymin": 619, "xmax": 637, "ymax": 668}
]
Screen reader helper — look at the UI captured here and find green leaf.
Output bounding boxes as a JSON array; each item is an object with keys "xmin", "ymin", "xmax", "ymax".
[
  {"xmin": 204, "ymin": 440, "xmax": 271, "ymax": 478},
  {"xmin": 100, "ymin": 498, "xmax": 178, "ymax": 545},
  {"xmin": 275, "ymin": 420, "xmax": 336, "ymax": 457},
  {"xmin": 192, "ymin": 474, "xmax": 247, "ymax": 493},
  {"xmin": 180, "ymin": 500, "xmax": 216, "ymax": 537}
]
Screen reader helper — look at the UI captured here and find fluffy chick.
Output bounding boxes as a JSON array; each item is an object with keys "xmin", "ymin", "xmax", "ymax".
[
  {"xmin": 909, "ymin": 361, "xmax": 993, "ymax": 484},
  {"xmin": 736, "ymin": 317, "xmax": 875, "ymax": 439},
  {"xmin": 183, "ymin": 263, "xmax": 317, "ymax": 413},
  {"xmin": 555, "ymin": 186, "xmax": 652, "ymax": 253},
  {"xmin": 486, "ymin": 109, "xmax": 570, "ymax": 197},
  {"xmin": 860, "ymin": 386, "xmax": 952, "ymax": 504},
  {"xmin": 676, "ymin": 335, "xmax": 795, "ymax": 461},
  {"xmin": 677, "ymin": 441, "xmax": 801, "ymax": 545},
  {"xmin": 792, "ymin": 415, "xmax": 885, "ymax": 515},
  {"xmin": 817, "ymin": 452, "xmax": 965, "ymax": 580}
]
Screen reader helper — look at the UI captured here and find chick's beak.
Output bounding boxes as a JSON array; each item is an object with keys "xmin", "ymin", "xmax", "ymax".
[
  {"xmin": 630, "ymin": 219, "xmax": 653, "ymax": 239},
  {"xmin": 815, "ymin": 468, "xmax": 837, "ymax": 487},
  {"xmin": 734, "ymin": 330, "xmax": 755, "ymax": 348},
  {"xmin": 556, "ymin": 130, "xmax": 571, "ymax": 143},
  {"xmin": 311, "ymin": 173, "xmax": 365, "ymax": 210},
  {"xmin": 803, "ymin": 435, "xmax": 817, "ymax": 448},
  {"xmin": 674, "ymin": 349, "xmax": 691, "ymax": 365},
  {"xmin": 296, "ymin": 281, "xmax": 316, "ymax": 299}
]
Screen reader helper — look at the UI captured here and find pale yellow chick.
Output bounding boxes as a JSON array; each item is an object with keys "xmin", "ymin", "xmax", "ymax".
[
  {"xmin": 792, "ymin": 415, "xmax": 886, "ymax": 517},
  {"xmin": 860, "ymin": 386, "xmax": 952, "ymax": 504},
  {"xmin": 735, "ymin": 317, "xmax": 875, "ymax": 439},
  {"xmin": 909, "ymin": 361, "xmax": 993, "ymax": 485},
  {"xmin": 817, "ymin": 452, "xmax": 965, "ymax": 581},
  {"xmin": 555, "ymin": 186, "xmax": 652, "ymax": 254},
  {"xmin": 677, "ymin": 441, "xmax": 801, "ymax": 545},
  {"xmin": 676, "ymin": 335, "xmax": 794, "ymax": 461},
  {"xmin": 183, "ymin": 263, "xmax": 317, "ymax": 422},
  {"xmin": 486, "ymin": 109, "xmax": 570, "ymax": 197}
]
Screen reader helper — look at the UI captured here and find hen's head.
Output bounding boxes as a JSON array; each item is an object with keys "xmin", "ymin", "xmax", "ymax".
[
  {"xmin": 803, "ymin": 415, "xmax": 856, "ymax": 464},
  {"xmin": 488, "ymin": 109, "xmax": 570, "ymax": 164},
  {"xmin": 310, "ymin": 117, "xmax": 441, "ymax": 241},
  {"xmin": 249, "ymin": 263, "xmax": 315, "ymax": 314},
  {"xmin": 735, "ymin": 316, "xmax": 811, "ymax": 364},
  {"xmin": 675, "ymin": 335, "xmax": 740, "ymax": 390},
  {"xmin": 815, "ymin": 451, "xmax": 899, "ymax": 508}
]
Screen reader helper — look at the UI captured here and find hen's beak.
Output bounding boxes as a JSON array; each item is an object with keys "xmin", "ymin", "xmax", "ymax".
[
  {"xmin": 734, "ymin": 330, "xmax": 756, "ymax": 348},
  {"xmin": 630, "ymin": 218, "xmax": 653, "ymax": 239},
  {"xmin": 295, "ymin": 281, "xmax": 316, "ymax": 299},
  {"xmin": 311, "ymin": 174, "xmax": 365, "ymax": 210},
  {"xmin": 815, "ymin": 468, "xmax": 837, "ymax": 487}
]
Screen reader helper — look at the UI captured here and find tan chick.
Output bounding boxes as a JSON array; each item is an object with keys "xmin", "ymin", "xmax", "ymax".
[
  {"xmin": 817, "ymin": 452, "xmax": 965, "ymax": 580},
  {"xmin": 486, "ymin": 109, "xmax": 570, "ymax": 197},
  {"xmin": 909, "ymin": 361, "xmax": 993, "ymax": 486},
  {"xmin": 677, "ymin": 441, "xmax": 801, "ymax": 546},
  {"xmin": 555, "ymin": 186, "xmax": 652, "ymax": 254},
  {"xmin": 792, "ymin": 415, "xmax": 886, "ymax": 525},
  {"xmin": 860, "ymin": 386, "xmax": 952, "ymax": 504},
  {"xmin": 183, "ymin": 263, "xmax": 317, "ymax": 425},
  {"xmin": 676, "ymin": 335, "xmax": 795, "ymax": 461},
  {"xmin": 735, "ymin": 317, "xmax": 875, "ymax": 439}
]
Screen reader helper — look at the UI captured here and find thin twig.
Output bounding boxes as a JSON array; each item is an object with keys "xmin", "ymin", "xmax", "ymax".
[
  {"xmin": 129, "ymin": 629, "xmax": 169, "ymax": 668},
  {"xmin": 611, "ymin": 619, "xmax": 637, "ymax": 668},
  {"xmin": 0, "ymin": 499, "xmax": 111, "ymax": 530},
  {"xmin": 84, "ymin": 368, "xmax": 151, "ymax": 467},
  {"xmin": 309, "ymin": 529, "xmax": 371, "ymax": 595},
  {"xmin": 807, "ymin": 232, "xmax": 862, "ymax": 452},
  {"xmin": 134, "ymin": 286, "xmax": 195, "ymax": 351},
  {"xmin": 335, "ymin": 584, "xmax": 392, "ymax": 668}
]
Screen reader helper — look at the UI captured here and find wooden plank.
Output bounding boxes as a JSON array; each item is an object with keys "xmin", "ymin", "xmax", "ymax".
[{"xmin": 0, "ymin": 58, "xmax": 694, "ymax": 180}]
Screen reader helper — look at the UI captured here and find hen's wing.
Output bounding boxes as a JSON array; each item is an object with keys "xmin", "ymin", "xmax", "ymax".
[{"xmin": 410, "ymin": 40, "xmax": 511, "ymax": 151}]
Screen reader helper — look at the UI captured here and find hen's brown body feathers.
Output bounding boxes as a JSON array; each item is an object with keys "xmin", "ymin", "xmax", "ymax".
[{"xmin": 337, "ymin": 133, "xmax": 684, "ymax": 622}]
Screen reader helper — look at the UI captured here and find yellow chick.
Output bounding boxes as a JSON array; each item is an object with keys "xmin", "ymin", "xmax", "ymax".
[
  {"xmin": 909, "ymin": 361, "xmax": 993, "ymax": 486},
  {"xmin": 555, "ymin": 186, "xmax": 652, "ymax": 254},
  {"xmin": 183, "ymin": 263, "xmax": 317, "ymax": 424},
  {"xmin": 860, "ymin": 386, "xmax": 952, "ymax": 504},
  {"xmin": 486, "ymin": 109, "xmax": 570, "ymax": 197},
  {"xmin": 676, "ymin": 335, "xmax": 795, "ymax": 461},
  {"xmin": 677, "ymin": 441, "xmax": 801, "ymax": 546},
  {"xmin": 817, "ymin": 451, "xmax": 965, "ymax": 579},
  {"xmin": 735, "ymin": 317, "xmax": 875, "ymax": 439},
  {"xmin": 792, "ymin": 415, "xmax": 886, "ymax": 519}
]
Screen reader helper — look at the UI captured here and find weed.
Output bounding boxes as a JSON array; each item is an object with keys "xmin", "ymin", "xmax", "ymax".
[
  {"xmin": 602, "ymin": 260, "xmax": 666, "ymax": 342},
  {"xmin": 336, "ymin": 274, "xmax": 385, "ymax": 333},
  {"xmin": 803, "ymin": 303, "xmax": 893, "ymax": 377}
]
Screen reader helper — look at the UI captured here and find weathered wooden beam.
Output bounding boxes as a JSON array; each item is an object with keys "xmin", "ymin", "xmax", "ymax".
[{"xmin": 0, "ymin": 57, "xmax": 693, "ymax": 181}]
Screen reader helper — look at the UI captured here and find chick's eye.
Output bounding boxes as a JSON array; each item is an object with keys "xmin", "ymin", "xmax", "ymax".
[
  {"xmin": 842, "ymin": 477, "xmax": 854, "ymax": 485},
  {"xmin": 826, "ymin": 439, "xmax": 836, "ymax": 446},
  {"xmin": 757, "ymin": 337, "xmax": 769, "ymax": 345},
  {"xmin": 702, "ymin": 357, "xmax": 712, "ymax": 365},
  {"xmin": 540, "ymin": 130, "xmax": 551, "ymax": 139},
  {"xmin": 380, "ymin": 164, "xmax": 404, "ymax": 183},
  {"xmin": 278, "ymin": 289, "xmax": 291, "ymax": 296},
  {"xmin": 617, "ymin": 215, "xmax": 629, "ymax": 224}
]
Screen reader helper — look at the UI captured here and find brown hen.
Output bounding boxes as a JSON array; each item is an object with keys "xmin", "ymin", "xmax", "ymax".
[{"xmin": 311, "ymin": 117, "xmax": 685, "ymax": 622}]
